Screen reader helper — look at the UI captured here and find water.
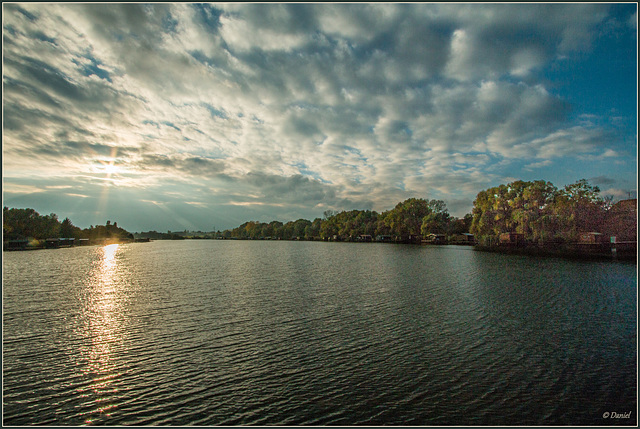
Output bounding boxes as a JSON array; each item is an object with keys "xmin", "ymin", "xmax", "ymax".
[{"xmin": 2, "ymin": 240, "xmax": 636, "ymax": 425}]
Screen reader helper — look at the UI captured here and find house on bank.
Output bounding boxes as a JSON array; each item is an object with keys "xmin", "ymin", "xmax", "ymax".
[{"xmin": 603, "ymin": 199, "xmax": 637, "ymax": 243}]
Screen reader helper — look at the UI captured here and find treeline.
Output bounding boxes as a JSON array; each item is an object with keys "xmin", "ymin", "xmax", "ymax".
[
  {"xmin": 470, "ymin": 179, "xmax": 636, "ymax": 245},
  {"xmin": 5, "ymin": 179, "xmax": 633, "ymax": 248},
  {"xmin": 222, "ymin": 178, "xmax": 635, "ymax": 246},
  {"xmin": 3, "ymin": 207, "xmax": 134, "ymax": 241},
  {"xmin": 222, "ymin": 198, "xmax": 472, "ymax": 241},
  {"xmin": 135, "ymin": 230, "xmax": 190, "ymax": 240}
]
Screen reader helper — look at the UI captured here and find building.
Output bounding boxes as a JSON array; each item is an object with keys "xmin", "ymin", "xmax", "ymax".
[
  {"xmin": 4, "ymin": 240, "xmax": 28, "ymax": 251},
  {"xmin": 499, "ymin": 232, "xmax": 525, "ymax": 246},
  {"xmin": 375, "ymin": 235, "xmax": 393, "ymax": 242},
  {"xmin": 449, "ymin": 233, "xmax": 475, "ymax": 245},
  {"xmin": 423, "ymin": 234, "xmax": 446, "ymax": 244},
  {"xmin": 578, "ymin": 232, "xmax": 604, "ymax": 244}
]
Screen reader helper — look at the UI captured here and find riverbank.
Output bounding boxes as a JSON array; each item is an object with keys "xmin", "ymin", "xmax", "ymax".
[
  {"xmin": 3, "ymin": 237, "xmax": 150, "ymax": 251},
  {"xmin": 4, "ymin": 235, "xmax": 636, "ymax": 263},
  {"xmin": 474, "ymin": 242, "xmax": 637, "ymax": 262}
]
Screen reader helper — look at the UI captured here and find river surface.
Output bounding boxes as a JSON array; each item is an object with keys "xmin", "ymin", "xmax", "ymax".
[{"xmin": 2, "ymin": 240, "xmax": 637, "ymax": 425}]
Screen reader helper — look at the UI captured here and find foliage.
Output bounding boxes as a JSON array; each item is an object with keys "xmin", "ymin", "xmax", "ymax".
[
  {"xmin": 383, "ymin": 198, "xmax": 430, "ymax": 237},
  {"xmin": 220, "ymin": 199, "xmax": 468, "ymax": 241},
  {"xmin": 60, "ymin": 217, "xmax": 83, "ymax": 239},
  {"xmin": 420, "ymin": 199, "xmax": 451, "ymax": 236},
  {"xmin": 83, "ymin": 222, "xmax": 134, "ymax": 241},
  {"xmin": 470, "ymin": 179, "xmax": 612, "ymax": 245},
  {"xmin": 3, "ymin": 206, "xmax": 133, "ymax": 241},
  {"xmin": 8, "ymin": 179, "xmax": 625, "ymax": 247},
  {"xmin": 135, "ymin": 230, "xmax": 185, "ymax": 240},
  {"xmin": 3, "ymin": 207, "xmax": 61, "ymax": 240}
]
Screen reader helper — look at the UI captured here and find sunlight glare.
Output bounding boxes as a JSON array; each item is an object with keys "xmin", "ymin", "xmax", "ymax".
[
  {"xmin": 103, "ymin": 162, "xmax": 119, "ymax": 176},
  {"xmin": 76, "ymin": 242, "xmax": 125, "ymax": 424},
  {"xmin": 103, "ymin": 243, "xmax": 119, "ymax": 265}
]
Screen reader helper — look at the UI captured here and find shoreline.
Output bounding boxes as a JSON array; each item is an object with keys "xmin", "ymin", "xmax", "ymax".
[
  {"xmin": 473, "ymin": 244, "xmax": 637, "ymax": 263},
  {"xmin": 5, "ymin": 238, "xmax": 636, "ymax": 263}
]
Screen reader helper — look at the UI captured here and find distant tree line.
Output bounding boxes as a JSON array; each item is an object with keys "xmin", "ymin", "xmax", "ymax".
[
  {"xmin": 3, "ymin": 207, "xmax": 133, "ymax": 242},
  {"xmin": 220, "ymin": 178, "xmax": 635, "ymax": 246},
  {"xmin": 5, "ymin": 178, "xmax": 633, "ymax": 248},
  {"xmin": 470, "ymin": 179, "xmax": 635, "ymax": 245},
  {"xmin": 220, "ymin": 198, "xmax": 472, "ymax": 241},
  {"xmin": 134, "ymin": 230, "xmax": 189, "ymax": 240}
]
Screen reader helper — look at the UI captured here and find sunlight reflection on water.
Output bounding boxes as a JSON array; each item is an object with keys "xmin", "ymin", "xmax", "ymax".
[
  {"xmin": 2, "ymin": 241, "xmax": 636, "ymax": 425},
  {"xmin": 79, "ymin": 244, "xmax": 125, "ymax": 424}
]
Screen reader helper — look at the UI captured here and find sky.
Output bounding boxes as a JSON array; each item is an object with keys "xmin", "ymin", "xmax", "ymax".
[{"xmin": 2, "ymin": 3, "xmax": 637, "ymax": 232}]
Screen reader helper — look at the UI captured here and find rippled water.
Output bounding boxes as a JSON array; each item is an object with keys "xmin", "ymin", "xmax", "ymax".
[{"xmin": 3, "ymin": 241, "xmax": 637, "ymax": 425}]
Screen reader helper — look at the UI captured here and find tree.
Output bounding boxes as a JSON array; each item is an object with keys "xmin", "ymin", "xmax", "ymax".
[
  {"xmin": 244, "ymin": 221, "xmax": 261, "ymax": 239},
  {"xmin": 320, "ymin": 212, "xmax": 338, "ymax": 239},
  {"xmin": 421, "ymin": 199, "xmax": 451, "ymax": 235},
  {"xmin": 270, "ymin": 221, "xmax": 284, "ymax": 239},
  {"xmin": 293, "ymin": 219, "xmax": 311, "ymax": 239},
  {"xmin": 449, "ymin": 214, "xmax": 473, "ymax": 235},
  {"xmin": 3, "ymin": 207, "xmax": 63, "ymax": 240},
  {"xmin": 471, "ymin": 181, "xmax": 548, "ymax": 243},
  {"xmin": 385, "ymin": 198, "xmax": 431, "ymax": 237},
  {"xmin": 551, "ymin": 179, "xmax": 608, "ymax": 241},
  {"xmin": 261, "ymin": 222, "xmax": 274, "ymax": 238},
  {"xmin": 306, "ymin": 218, "xmax": 323, "ymax": 240},
  {"xmin": 323, "ymin": 209, "xmax": 336, "ymax": 220},
  {"xmin": 60, "ymin": 217, "xmax": 82, "ymax": 239},
  {"xmin": 470, "ymin": 179, "xmax": 608, "ymax": 245}
]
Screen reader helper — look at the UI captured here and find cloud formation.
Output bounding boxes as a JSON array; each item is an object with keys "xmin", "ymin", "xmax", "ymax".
[{"xmin": 2, "ymin": 3, "xmax": 637, "ymax": 230}]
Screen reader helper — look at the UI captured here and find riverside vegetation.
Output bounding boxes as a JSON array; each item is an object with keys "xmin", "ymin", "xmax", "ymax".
[
  {"xmin": 4, "ymin": 179, "xmax": 637, "ymax": 251},
  {"xmin": 3, "ymin": 207, "xmax": 133, "ymax": 247}
]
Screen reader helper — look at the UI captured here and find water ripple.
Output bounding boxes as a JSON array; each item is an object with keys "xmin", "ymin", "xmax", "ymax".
[{"xmin": 2, "ymin": 241, "xmax": 636, "ymax": 425}]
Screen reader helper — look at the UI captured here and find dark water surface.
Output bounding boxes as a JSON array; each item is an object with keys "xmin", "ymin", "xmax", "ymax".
[{"xmin": 3, "ymin": 241, "xmax": 637, "ymax": 425}]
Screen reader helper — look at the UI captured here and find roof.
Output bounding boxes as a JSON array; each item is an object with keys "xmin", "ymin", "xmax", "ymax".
[{"xmin": 611, "ymin": 198, "xmax": 637, "ymax": 213}]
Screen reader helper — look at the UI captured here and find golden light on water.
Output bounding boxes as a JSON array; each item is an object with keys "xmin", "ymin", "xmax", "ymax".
[
  {"xmin": 102, "ymin": 244, "xmax": 119, "ymax": 274},
  {"xmin": 79, "ymin": 244, "xmax": 125, "ymax": 424}
]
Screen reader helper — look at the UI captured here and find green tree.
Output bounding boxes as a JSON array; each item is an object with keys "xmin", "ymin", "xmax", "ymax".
[
  {"xmin": 471, "ymin": 182, "xmax": 531, "ymax": 242},
  {"xmin": 449, "ymin": 214, "xmax": 473, "ymax": 235},
  {"xmin": 306, "ymin": 218, "xmax": 323, "ymax": 240},
  {"xmin": 551, "ymin": 179, "xmax": 608, "ymax": 241},
  {"xmin": 60, "ymin": 217, "xmax": 82, "ymax": 239},
  {"xmin": 293, "ymin": 219, "xmax": 311, "ymax": 239},
  {"xmin": 320, "ymin": 213, "xmax": 338, "ymax": 239},
  {"xmin": 384, "ymin": 198, "xmax": 431, "ymax": 238},
  {"xmin": 471, "ymin": 179, "xmax": 607, "ymax": 245},
  {"xmin": 420, "ymin": 199, "xmax": 451, "ymax": 235}
]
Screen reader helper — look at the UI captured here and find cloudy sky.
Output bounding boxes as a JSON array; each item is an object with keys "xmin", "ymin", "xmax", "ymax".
[{"xmin": 2, "ymin": 3, "xmax": 637, "ymax": 232}]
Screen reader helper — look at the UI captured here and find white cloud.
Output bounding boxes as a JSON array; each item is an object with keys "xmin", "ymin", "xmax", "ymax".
[
  {"xmin": 525, "ymin": 160, "xmax": 553, "ymax": 170},
  {"xmin": 219, "ymin": 14, "xmax": 309, "ymax": 53},
  {"xmin": 2, "ymin": 3, "xmax": 636, "ymax": 225}
]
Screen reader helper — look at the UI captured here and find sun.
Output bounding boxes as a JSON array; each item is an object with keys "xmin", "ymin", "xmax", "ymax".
[
  {"xmin": 103, "ymin": 161, "xmax": 119, "ymax": 176},
  {"xmin": 93, "ymin": 159, "xmax": 121, "ymax": 179}
]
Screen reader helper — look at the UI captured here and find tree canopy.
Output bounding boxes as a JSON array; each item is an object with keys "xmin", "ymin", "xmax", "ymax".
[
  {"xmin": 221, "ymin": 198, "xmax": 465, "ymax": 241},
  {"xmin": 8, "ymin": 179, "xmax": 624, "ymax": 247},
  {"xmin": 3, "ymin": 207, "xmax": 133, "ymax": 242},
  {"xmin": 470, "ymin": 179, "xmax": 612, "ymax": 244}
]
